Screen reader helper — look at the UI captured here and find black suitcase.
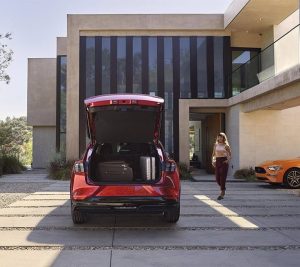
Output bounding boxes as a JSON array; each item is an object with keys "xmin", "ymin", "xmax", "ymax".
[{"xmin": 98, "ymin": 161, "xmax": 133, "ymax": 182}]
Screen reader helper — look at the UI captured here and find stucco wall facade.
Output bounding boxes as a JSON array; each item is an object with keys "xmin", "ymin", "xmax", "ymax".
[
  {"xmin": 27, "ymin": 58, "xmax": 56, "ymax": 126},
  {"xmin": 226, "ymin": 104, "xmax": 240, "ymax": 176},
  {"xmin": 57, "ymin": 37, "xmax": 67, "ymax": 56},
  {"xmin": 239, "ymin": 106, "xmax": 300, "ymax": 168},
  {"xmin": 274, "ymin": 10, "xmax": 300, "ymax": 74},
  {"xmin": 32, "ymin": 126, "xmax": 56, "ymax": 168}
]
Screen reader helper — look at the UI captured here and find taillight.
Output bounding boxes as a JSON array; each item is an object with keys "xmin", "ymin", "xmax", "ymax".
[
  {"xmin": 74, "ymin": 162, "xmax": 85, "ymax": 173},
  {"xmin": 164, "ymin": 161, "xmax": 177, "ymax": 172}
]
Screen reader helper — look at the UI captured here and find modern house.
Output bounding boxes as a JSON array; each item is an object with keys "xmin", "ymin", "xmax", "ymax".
[{"xmin": 27, "ymin": 0, "xmax": 300, "ymax": 176}]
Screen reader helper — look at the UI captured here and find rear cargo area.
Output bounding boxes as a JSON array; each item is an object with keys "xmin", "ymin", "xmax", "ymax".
[{"xmin": 88, "ymin": 142, "xmax": 161, "ymax": 183}]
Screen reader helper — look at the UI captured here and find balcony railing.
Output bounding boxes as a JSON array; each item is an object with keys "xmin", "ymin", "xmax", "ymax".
[{"xmin": 230, "ymin": 24, "xmax": 300, "ymax": 96}]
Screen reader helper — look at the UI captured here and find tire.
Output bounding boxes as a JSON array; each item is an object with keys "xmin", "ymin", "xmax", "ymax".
[
  {"xmin": 71, "ymin": 207, "xmax": 87, "ymax": 224},
  {"xmin": 163, "ymin": 205, "xmax": 180, "ymax": 223},
  {"xmin": 284, "ymin": 168, "xmax": 300, "ymax": 189}
]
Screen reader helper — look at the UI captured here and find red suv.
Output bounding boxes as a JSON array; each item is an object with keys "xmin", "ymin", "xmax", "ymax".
[{"xmin": 70, "ymin": 94, "xmax": 181, "ymax": 224}]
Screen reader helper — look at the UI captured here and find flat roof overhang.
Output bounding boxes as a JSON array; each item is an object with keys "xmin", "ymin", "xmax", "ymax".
[{"xmin": 225, "ymin": 0, "xmax": 299, "ymax": 33}]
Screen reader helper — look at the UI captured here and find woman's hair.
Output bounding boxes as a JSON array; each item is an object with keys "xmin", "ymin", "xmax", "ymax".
[{"xmin": 215, "ymin": 132, "xmax": 230, "ymax": 146}]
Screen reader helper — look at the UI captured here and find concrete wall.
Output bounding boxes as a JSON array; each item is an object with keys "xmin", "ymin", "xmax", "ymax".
[
  {"xmin": 224, "ymin": 0, "xmax": 250, "ymax": 28},
  {"xmin": 57, "ymin": 37, "xmax": 67, "ymax": 56},
  {"xmin": 27, "ymin": 58, "xmax": 56, "ymax": 126},
  {"xmin": 239, "ymin": 106, "xmax": 300, "ymax": 168},
  {"xmin": 226, "ymin": 104, "xmax": 241, "ymax": 176},
  {"xmin": 261, "ymin": 27, "xmax": 274, "ymax": 49},
  {"xmin": 274, "ymin": 9, "xmax": 300, "ymax": 74},
  {"xmin": 179, "ymin": 100, "xmax": 190, "ymax": 166},
  {"xmin": 32, "ymin": 126, "xmax": 56, "ymax": 168},
  {"xmin": 230, "ymin": 31, "xmax": 262, "ymax": 48},
  {"xmin": 260, "ymin": 27, "xmax": 274, "ymax": 72}
]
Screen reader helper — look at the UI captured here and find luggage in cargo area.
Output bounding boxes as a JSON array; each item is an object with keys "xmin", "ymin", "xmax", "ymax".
[
  {"xmin": 140, "ymin": 156, "xmax": 155, "ymax": 181},
  {"xmin": 89, "ymin": 142, "xmax": 160, "ymax": 183},
  {"xmin": 97, "ymin": 161, "xmax": 133, "ymax": 182}
]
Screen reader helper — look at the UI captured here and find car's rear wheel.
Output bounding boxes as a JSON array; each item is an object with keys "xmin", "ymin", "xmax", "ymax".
[
  {"xmin": 71, "ymin": 204, "xmax": 87, "ymax": 224},
  {"xmin": 284, "ymin": 168, "xmax": 300, "ymax": 189},
  {"xmin": 163, "ymin": 204, "xmax": 180, "ymax": 223}
]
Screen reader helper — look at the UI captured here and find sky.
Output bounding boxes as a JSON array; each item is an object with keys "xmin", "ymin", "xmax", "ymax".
[{"xmin": 0, "ymin": 0, "xmax": 232, "ymax": 120}]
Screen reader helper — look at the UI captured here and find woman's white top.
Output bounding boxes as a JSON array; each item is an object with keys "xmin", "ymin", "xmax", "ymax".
[{"xmin": 215, "ymin": 143, "xmax": 228, "ymax": 158}]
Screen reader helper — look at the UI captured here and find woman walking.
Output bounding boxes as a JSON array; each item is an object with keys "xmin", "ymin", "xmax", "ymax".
[{"xmin": 212, "ymin": 132, "xmax": 232, "ymax": 200}]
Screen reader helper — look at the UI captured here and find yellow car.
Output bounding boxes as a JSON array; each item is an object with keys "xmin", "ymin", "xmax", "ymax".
[{"xmin": 255, "ymin": 157, "xmax": 300, "ymax": 188}]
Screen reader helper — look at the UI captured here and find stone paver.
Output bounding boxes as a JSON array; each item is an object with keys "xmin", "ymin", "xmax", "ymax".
[
  {"xmin": 113, "ymin": 229, "xmax": 299, "ymax": 247},
  {"xmin": 0, "ymin": 170, "xmax": 299, "ymax": 266},
  {"xmin": 0, "ymin": 250, "xmax": 111, "ymax": 267},
  {"xmin": 0, "ymin": 206, "xmax": 68, "ymax": 215},
  {"xmin": 9, "ymin": 200, "xmax": 70, "ymax": 207},
  {"xmin": 111, "ymin": 250, "xmax": 300, "ymax": 267},
  {"xmin": 23, "ymin": 194, "xmax": 70, "ymax": 200},
  {"xmin": 0, "ymin": 230, "xmax": 113, "ymax": 246}
]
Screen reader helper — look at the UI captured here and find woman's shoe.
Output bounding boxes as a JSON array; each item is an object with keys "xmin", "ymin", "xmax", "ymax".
[
  {"xmin": 217, "ymin": 195, "xmax": 223, "ymax": 200},
  {"xmin": 217, "ymin": 190, "xmax": 225, "ymax": 200}
]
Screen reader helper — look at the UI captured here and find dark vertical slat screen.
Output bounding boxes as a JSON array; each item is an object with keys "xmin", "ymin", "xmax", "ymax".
[
  {"xmin": 206, "ymin": 36, "xmax": 214, "ymax": 99},
  {"xmin": 173, "ymin": 37, "xmax": 180, "ymax": 162},
  {"xmin": 190, "ymin": 37, "xmax": 197, "ymax": 99},
  {"xmin": 126, "ymin": 37, "xmax": 133, "ymax": 93},
  {"xmin": 95, "ymin": 37, "xmax": 102, "ymax": 95},
  {"xmin": 142, "ymin": 37, "xmax": 149, "ymax": 94},
  {"xmin": 110, "ymin": 37, "xmax": 117, "ymax": 93}
]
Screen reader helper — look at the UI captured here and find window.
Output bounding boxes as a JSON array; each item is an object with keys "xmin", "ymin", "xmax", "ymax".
[
  {"xmin": 164, "ymin": 37, "xmax": 173, "ymax": 154},
  {"xmin": 57, "ymin": 56, "xmax": 67, "ymax": 155},
  {"xmin": 197, "ymin": 37, "xmax": 208, "ymax": 98},
  {"xmin": 117, "ymin": 37, "xmax": 126, "ymax": 93},
  {"xmin": 179, "ymin": 38, "xmax": 191, "ymax": 98},
  {"xmin": 102, "ymin": 37, "xmax": 111, "ymax": 94},
  {"xmin": 149, "ymin": 37, "xmax": 157, "ymax": 95},
  {"xmin": 231, "ymin": 49, "xmax": 260, "ymax": 95},
  {"xmin": 86, "ymin": 37, "xmax": 95, "ymax": 97},
  {"xmin": 133, "ymin": 37, "xmax": 142, "ymax": 93},
  {"xmin": 79, "ymin": 35, "xmax": 230, "ymax": 158},
  {"xmin": 214, "ymin": 37, "xmax": 224, "ymax": 98}
]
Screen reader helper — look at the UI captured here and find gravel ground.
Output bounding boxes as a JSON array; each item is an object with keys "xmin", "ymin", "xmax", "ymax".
[{"xmin": 0, "ymin": 182, "xmax": 53, "ymax": 208}]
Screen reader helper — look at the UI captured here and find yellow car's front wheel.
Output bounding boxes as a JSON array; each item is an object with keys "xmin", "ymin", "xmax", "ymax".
[{"xmin": 284, "ymin": 168, "xmax": 300, "ymax": 189}]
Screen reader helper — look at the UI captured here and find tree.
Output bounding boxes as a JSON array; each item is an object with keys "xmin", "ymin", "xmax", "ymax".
[
  {"xmin": 0, "ymin": 117, "xmax": 32, "ymax": 164},
  {"xmin": 0, "ymin": 33, "xmax": 13, "ymax": 84}
]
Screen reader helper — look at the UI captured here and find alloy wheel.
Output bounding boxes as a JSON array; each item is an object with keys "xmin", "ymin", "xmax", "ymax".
[{"xmin": 286, "ymin": 169, "xmax": 300, "ymax": 188}]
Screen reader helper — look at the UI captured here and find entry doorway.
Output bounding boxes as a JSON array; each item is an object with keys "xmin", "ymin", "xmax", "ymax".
[{"xmin": 189, "ymin": 112, "xmax": 225, "ymax": 174}]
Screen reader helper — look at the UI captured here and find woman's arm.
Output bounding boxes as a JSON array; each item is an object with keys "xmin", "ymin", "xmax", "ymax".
[
  {"xmin": 225, "ymin": 145, "xmax": 232, "ymax": 161},
  {"xmin": 212, "ymin": 144, "xmax": 216, "ymax": 159}
]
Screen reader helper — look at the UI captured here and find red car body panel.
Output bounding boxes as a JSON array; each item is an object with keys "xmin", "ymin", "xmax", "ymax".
[
  {"xmin": 71, "ymin": 172, "xmax": 180, "ymax": 201},
  {"xmin": 70, "ymin": 94, "xmax": 181, "ymax": 220}
]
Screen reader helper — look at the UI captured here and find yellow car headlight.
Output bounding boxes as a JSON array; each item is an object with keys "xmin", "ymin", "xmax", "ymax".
[{"xmin": 267, "ymin": 165, "xmax": 281, "ymax": 171}]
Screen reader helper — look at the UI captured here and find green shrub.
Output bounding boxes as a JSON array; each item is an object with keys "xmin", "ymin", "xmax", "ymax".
[
  {"xmin": 1, "ymin": 155, "xmax": 26, "ymax": 174},
  {"xmin": 178, "ymin": 162, "xmax": 192, "ymax": 180},
  {"xmin": 234, "ymin": 167, "xmax": 256, "ymax": 181},
  {"xmin": 0, "ymin": 157, "xmax": 3, "ymax": 176},
  {"xmin": 48, "ymin": 156, "xmax": 74, "ymax": 180}
]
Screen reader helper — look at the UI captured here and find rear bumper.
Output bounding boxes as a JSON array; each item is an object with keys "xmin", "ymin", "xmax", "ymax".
[{"xmin": 71, "ymin": 196, "xmax": 179, "ymax": 214}]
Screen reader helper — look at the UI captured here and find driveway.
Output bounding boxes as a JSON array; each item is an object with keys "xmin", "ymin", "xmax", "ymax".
[{"xmin": 0, "ymin": 170, "xmax": 300, "ymax": 266}]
